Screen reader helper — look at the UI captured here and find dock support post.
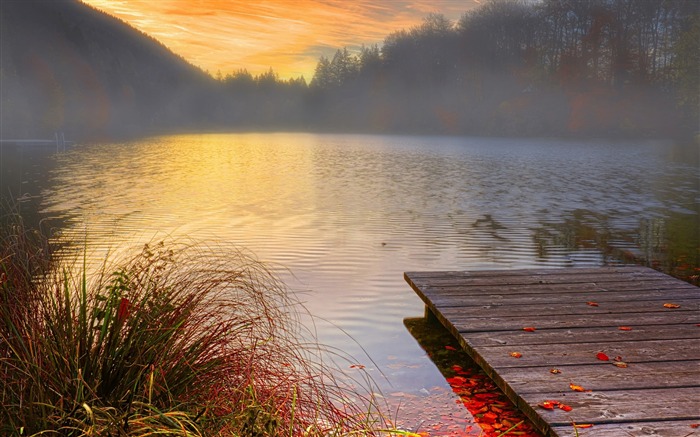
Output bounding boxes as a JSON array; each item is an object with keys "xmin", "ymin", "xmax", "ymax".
[{"xmin": 424, "ymin": 305, "xmax": 440, "ymax": 324}]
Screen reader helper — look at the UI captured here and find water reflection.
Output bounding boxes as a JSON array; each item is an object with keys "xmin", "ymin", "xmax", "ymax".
[
  {"xmin": 0, "ymin": 145, "xmax": 64, "ymax": 232},
  {"xmin": 6, "ymin": 133, "xmax": 698, "ymax": 432}
]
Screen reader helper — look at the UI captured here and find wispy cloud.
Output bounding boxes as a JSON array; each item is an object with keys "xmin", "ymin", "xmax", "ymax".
[{"xmin": 82, "ymin": 0, "xmax": 480, "ymax": 79}]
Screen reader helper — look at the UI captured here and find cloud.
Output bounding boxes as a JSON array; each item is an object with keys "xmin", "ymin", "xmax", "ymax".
[{"xmin": 82, "ymin": 0, "xmax": 481, "ymax": 79}]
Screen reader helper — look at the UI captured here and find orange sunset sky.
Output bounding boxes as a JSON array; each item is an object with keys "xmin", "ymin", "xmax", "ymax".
[{"xmin": 81, "ymin": 0, "xmax": 481, "ymax": 80}]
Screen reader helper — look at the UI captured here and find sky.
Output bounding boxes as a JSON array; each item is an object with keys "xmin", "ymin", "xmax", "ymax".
[{"xmin": 81, "ymin": 0, "xmax": 481, "ymax": 80}]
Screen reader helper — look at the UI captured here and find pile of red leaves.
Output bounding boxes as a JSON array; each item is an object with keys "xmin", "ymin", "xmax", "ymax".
[
  {"xmin": 445, "ymin": 363, "xmax": 540, "ymax": 436},
  {"xmin": 403, "ymin": 317, "xmax": 542, "ymax": 436}
]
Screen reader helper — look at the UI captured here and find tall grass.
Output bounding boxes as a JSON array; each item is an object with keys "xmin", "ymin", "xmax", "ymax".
[{"xmin": 0, "ymin": 215, "xmax": 395, "ymax": 436}]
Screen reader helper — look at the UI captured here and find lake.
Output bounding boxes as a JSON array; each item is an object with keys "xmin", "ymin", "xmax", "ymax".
[{"xmin": 2, "ymin": 133, "xmax": 698, "ymax": 432}]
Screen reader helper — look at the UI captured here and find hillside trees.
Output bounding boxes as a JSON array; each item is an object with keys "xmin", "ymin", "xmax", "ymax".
[{"xmin": 306, "ymin": 0, "xmax": 699, "ymax": 137}]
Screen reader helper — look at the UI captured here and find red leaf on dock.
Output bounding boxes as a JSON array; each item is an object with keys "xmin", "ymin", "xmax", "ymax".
[
  {"xmin": 574, "ymin": 423, "xmax": 594, "ymax": 429},
  {"xmin": 663, "ymin": 303, "xmax": 681, "ymax": 308},
  {"xmin": 612, "ymin": 361, "xmax": 628, "ymax": 368},
  {"xmin": 550, "ymin": 368, "xmax": 562, "ymax": 374},
  {"xmin": 558, "ymin": 403, "xmax": 573, "ymax": 412},
  {"xmin": 510, "ymin": 352, "xmax": 522, "ymax": 358},
  {"xmin": 690, "ymin": 424, "xmax": 699, "ymax": 428},
  {"xmin": 538, "ymin": 400, "xmax": 557, "ymax": 410},
  {"xmin": 618, "ymin": 326, "xmax": 633, "ymax": 331},
  {"xmin": 586, "ymin": 301, "xmax": 599, "ymax": 307},
  {"xmin": 569, "ymin": 383, "xmax": 586, "ymax": 392},
  {"xmin": 537, "ymin": 399, "xmax": 572, "ymax": 412},
  {"xmin": 596, "ymin": 352, "xmax": 609, "ymax": 361},
  {"xmin": 522, "ymin": 326, "xmax": 536, "ymax": 332}
]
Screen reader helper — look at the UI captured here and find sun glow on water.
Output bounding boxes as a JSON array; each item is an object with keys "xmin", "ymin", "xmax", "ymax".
[{"xmin": 34, "ymin": 132, "xmax": 699, "ymax": 433}]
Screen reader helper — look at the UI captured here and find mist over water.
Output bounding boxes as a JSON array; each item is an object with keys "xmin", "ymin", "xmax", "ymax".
[{"xmin": 2, "ymin": 132, "xmax": 698, "ymax": 429}]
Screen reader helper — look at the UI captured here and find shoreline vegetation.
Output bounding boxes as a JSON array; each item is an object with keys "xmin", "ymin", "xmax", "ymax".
[{"xmin": 0, "ymin": 212, "xmax": 409, "ymax": 436}]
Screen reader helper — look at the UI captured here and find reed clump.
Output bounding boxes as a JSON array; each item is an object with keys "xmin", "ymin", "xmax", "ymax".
[{"xmin": 0, "ymin": 215, "xmax": 393, "ymax": 436}]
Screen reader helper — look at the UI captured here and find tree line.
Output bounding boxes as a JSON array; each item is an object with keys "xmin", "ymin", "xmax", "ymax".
[
  {"xmin": 219, "ymin": 0, "xmax": 698, "ymax": 138},
  {"xmin": 2, "ymin": 0, "xmax": 698, "ymax": 140}
]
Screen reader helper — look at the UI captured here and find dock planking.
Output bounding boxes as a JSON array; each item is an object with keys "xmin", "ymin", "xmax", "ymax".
[{"xmin": 404, "ymin": 266, "xmax": 700, "ymax": 437}]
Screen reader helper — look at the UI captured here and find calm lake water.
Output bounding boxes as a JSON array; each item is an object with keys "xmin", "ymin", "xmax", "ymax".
[{"xmin": 2, "ymin": 133, "xmax": 698, "ymax": 431}]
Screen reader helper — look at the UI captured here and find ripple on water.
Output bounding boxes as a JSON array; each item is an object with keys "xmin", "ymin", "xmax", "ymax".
[{"xmin": 26, "ymin": 133, "xmax": 698, "ymax": 431}]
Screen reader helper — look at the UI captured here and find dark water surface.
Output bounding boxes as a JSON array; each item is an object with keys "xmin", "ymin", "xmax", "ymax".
[{"xmin": 2, "ymin": 133, "xmax": 698, "ymax": 431}]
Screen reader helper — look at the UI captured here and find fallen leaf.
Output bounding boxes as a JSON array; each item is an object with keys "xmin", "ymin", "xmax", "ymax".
[
  {"xmin": 445, "ymin": 345, "xmax": 457, "ymax": 351},
  {"xmin": 523, "ymin": 326, "xmax": 536, "ymax": 332},
  {"xmin": 510, "ymin": 352, "xmax": 522, "ymax": 358},
  {"xmin": 612, "ymin": 361, "xmax": 628, "ymax": 368},
  {"xmin": 558, "ymin": 403, "xmax": 573, "ymax": 412},
  {"xmin": 482, "ymin": 411, "xmax": 498, "ymax": 422},
  {"xmin": 349, "ymin": 364, "xmax": 365, "ymax": 369},
  {"xmin": 550, "ymin": 368, "xmax": 562, "ymax": 374},
  {"xmin": 618, "ymin": 326, "xmax": 633, "ymax": 331},
  {"xmin": 596, "ymin": 352, "xmax": 610, "ymax": 361},
  {"xmin": 446, "ymin": 376, "xmax": 467, "ymax": 385},
  {"xmin": 586, "ymin": 301, "xmax": 599, "ymax": 307},
  {"xmin": 538, "ymin": 400, "xmax": 558, "ymax": 410},
  {"xmin": 569, "ymin": 383, "xmax": 586, "ymax": 392},
  {"xmin": 574, "ymin": 423, "xmax": 594, "ymax": 429},
  {"xmin": 614, "ymin": 355, "xmax": 623, "ymax": 362},
  {"xmin": 690, "ymin": 423, "xmax": 700, "ymax": 428},
  {"xmin": 663, "ymin": 303, "xmax": 681, "ymax": 308}
]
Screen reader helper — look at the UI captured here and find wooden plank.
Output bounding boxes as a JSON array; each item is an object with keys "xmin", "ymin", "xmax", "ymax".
[
  {"xmin": 441, "ymin": 310, "xmax": 699, "ymax": 332},
  {"xmin": 416, "ymin": 278, "xmax": 698, "ymax": 296},
  {"xmin": 406, "ymin": 268, "xmax": 675, "ymax": 288},
  {"xmin": 520, "ymin": 387, "xmax": 700, "ymax": 425},
  {"xmin": 465, "ymin": 324, "xmax": 700, "ymax": 347},
  {"xmin": 496, "ymin": 361, "xmax": 700, "ymax": 393},
  {"xmin": 404, "ymin": 267, "xmax": 700, "ymax": 437},
  {"xmin": 423, "ymin": 285, "xmax": 699, "ymax": 306},
  {"xmin": 436, "ymin": 299, "xmax": 700, "ymax": 319},
  {"xmin": 552, "ymin": 420, "xmax": 700, "ymax": 437},
  {"xmin": 474, "ymin": 338, "xmax": 700, "ymax": 368},
  {"xmin": 406, "ymin": 266, "xmax": 652, "ymax": 280}
]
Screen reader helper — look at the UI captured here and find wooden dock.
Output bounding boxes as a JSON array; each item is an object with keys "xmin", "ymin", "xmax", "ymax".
[{"xmin": 404, "ymin": 266, "xmax": 700, "ymax": 437}]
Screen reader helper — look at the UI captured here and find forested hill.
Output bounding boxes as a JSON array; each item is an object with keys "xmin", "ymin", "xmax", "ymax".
[
  {"xmin": 304, "ymin": 2, "xmax": 700, "ymax": 138},
  {"xmin": 1, "ymin": 0, "xmax": 698, "ymax": 140},
  {"xmin": 0, "ymin": 0, "xmax": 216, "ymax": 139}
]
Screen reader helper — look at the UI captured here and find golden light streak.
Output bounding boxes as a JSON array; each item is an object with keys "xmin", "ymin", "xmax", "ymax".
[{"xmin": 81, "ymin": 0, "xmax": 480, "ymax": 79}]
